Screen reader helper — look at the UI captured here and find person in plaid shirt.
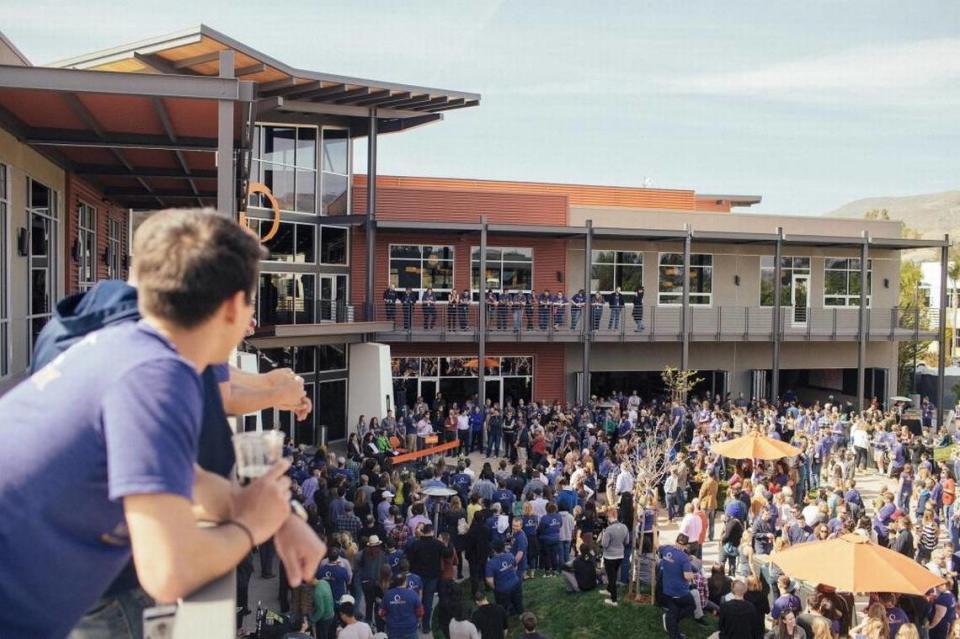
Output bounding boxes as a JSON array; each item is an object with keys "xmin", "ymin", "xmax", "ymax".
[
  {"xmin": 335, "ymin": 502, "xmax": 363, "ymax": 541},
  {"xmin": 389, "ymin": 512, "xmax": 411, "ymax": 548},
  {"xmin": 690, "ymin": 556, "xmax": 714, "ymax": 622}
]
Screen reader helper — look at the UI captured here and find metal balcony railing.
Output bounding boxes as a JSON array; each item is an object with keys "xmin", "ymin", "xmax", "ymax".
[{"xmin": 363, "ymin": 302, "xmax": 941, "ymax": 342}]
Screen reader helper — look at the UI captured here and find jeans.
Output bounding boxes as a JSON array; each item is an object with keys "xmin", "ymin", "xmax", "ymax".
[
  {"xmin": 259, "ymin": 538, "xmax": 275, "ymax": 576},
  {"xmin": 424, "ymin": 306, "xmax": 436, "ymax": 329},
  {"xmin": 810, "ymin": 462, "xmax": 822, "ymax": 489},
  {"xmin": 854, "ymin": 446, "xmax": 868, "ymax": 469},
  {"xmin": 494, "ymin": 585, "xmax": 524, "ymax": 616},
  {"xmin": 664, "ymin": 593, "xmax": 696, "ymax": 639},
  {"xmin": 571, "ymin": 308, "xmax": 581, "ymax": 329},
  {"xmin": 604, "ymin": 557, "xmax": 623, "ymax": 602},
  {"xmin": 666, "ymin": 492, "xmax": 680, "ymax": 520},
  {"xmin": 486, "ymin": 431, "xmax": 502, "ymax": 458},
  {"xmin": 706, "ymin": 509, "xmax": 716, "ymax": 540},
  {"xmin": 634, "ymin": 316, "xmax": 645, "ymax": 331},
  {"xmin": 513, "ymin": 309, "xmax": 522, "ymax": 332},
  {"xmin": 560, "ymin": 540, "xmax": 572, "ymax": 566},
  {"xmin": 608, "ymin": 306, "xmax": 621, "ymax": 329},
  {"xmin": 402, "ymin": 305, "xmax": 413, "ymax": 329},
  {"xmin": 542, "ymin": 539, "xmax": 562, "ymax": 572},
  {"xmin": 68, "ymin": 587, "xmax": 154, "ymax": 639},
  {"xmin": 421, "ymin": 576, "xmax": 439, "ymax": 632},
  {"xmin": 619, "ymin": 543, "xmax": 632, "ymax": 584}
]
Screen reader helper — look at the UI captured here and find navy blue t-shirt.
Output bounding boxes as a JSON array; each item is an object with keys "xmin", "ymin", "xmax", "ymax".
[
  {"xmin": 317, "ymin": 563, "xmax": 351, "ymax": 603},
  {"xmin": 658, "ymin": 544, "xmax": 693, "ymax": 598},
  {"xmin": 381, "ymin": 586, "xmax": 421, "ymax": 635},
  {"xmin": 538, "ymin": 513, "xmax": 563, "ymax": 541},
  {"xmin": 485, "ymin": 552, "xmax": 521, "ymax": 593},
  {"xmin": 0, "ymin": 322, "xmax": 203, "ymax": 639}
]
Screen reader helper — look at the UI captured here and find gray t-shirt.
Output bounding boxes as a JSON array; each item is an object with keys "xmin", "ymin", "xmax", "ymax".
[{"xmin": 601, "ymin": 521, "xmax": 630, "ymax": 559}]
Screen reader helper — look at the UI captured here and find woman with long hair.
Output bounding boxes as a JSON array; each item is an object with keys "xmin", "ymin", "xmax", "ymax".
[
  {"xmin": 850, "ymin": 603, "xmax": 890, "ymax": 639},
  {"xmin": 916, "ymin": 507, "xmax": 940, "ymax": 564},
  {"xmin": 766, "ymin": 610, "xmax": 807, "ymax": 639},
  {"xmin": 810, "ymin": 616, "xmax": 834, "ymax": 639}
]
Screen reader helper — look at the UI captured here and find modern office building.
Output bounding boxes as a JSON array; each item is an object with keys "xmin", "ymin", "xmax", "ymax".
[{"xmin": 0, "ymin": 26, "xmax": 952, "ymax": 443}]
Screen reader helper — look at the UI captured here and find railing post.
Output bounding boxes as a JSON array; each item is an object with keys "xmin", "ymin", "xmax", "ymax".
[
  {"xmin": 744, "ymin": 306, "xmax": 749, "ymax": 341},
  {"xmin": 889, "ymin": 307, "xmax": 896, "ymax": 341},
  {"xmin": 716, "ymin": 306, "xmax": 722, "ymax": 341},
  {"xmin": 832, "ymin": 307, "xmax": 838, "ymax": 340},
  {"xmin": 649, "ymin": 304, "xmax": 656, "ymax": 342},
  {"xmin": 772, "ymin": 227, "xmax": 783, "ymax": 402}
]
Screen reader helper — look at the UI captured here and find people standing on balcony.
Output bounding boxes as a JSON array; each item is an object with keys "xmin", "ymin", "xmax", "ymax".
[
  {"xmin": 510, "ymin": 291, "xmax": 524, "ymax": 333},
  {"xmin": 633, "ymin": 285, "xmax": 646, "ymax": 332},
  {"xmin": 384, "ymin": 285, "xmax": 398, "ymax": 324},
  {"xmin": 422, "ymin": 288, "xmax": 437, "ymax": 330},
  {"xmin": 523, "ymin": 289, "xmax": 536, "ymax": 330},
  {"xmin": 570, "ymin": 289, "xmax": 586, "ymax": 330},
  {"xmin": 552, "ymin": 290, "xmax": 567, "ymax": 329},
  {"xmin": 538, "ymin": 289, "xmax": 552, "ymax": 330},
  {"xmin": 401, "ymin": 287, "xmax": 417, "ymax": 330},
  {"xmin": 590, "ymin": 292, "xmax": 604, "ymax": 331},
  {"xmin": 459, "ymin": 288, "xmax": 470, "ymax": 330},
  {"xmin": 484, "ymin": 288, "xmax": 497, "ymax": 328},
  {"xmin": 607, "ymin": 286, "xmax": 625, "ymax": 330},
  {"xmin": 448, "ymin": 289, "xmax": 461, "ymax": 331},
  {"xmin": 497, "ymin": 290, "xmax": 510, "ymax": 330}
]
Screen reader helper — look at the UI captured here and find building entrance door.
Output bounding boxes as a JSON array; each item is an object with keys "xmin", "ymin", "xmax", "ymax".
[
  {"xmin": 792, "ymin": 274, "xmax": 810, "ymax": 327},
  {"xmin": 485, "ymin": 378, "xmax": 502, "ymax": 407},
  {"xmin": 319, "ymin": 275, "xmax": 339, "ymax": 322}
]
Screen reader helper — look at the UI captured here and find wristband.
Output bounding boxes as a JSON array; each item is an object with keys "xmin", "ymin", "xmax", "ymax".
[{"xmin": 223, "ymin": 519, "xmax": 256, "ymax": 550}]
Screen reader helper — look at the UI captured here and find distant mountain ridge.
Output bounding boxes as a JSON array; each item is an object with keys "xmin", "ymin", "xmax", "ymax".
[{"xmin": 822, "ymin": 190, "xmax": 960, "ymax": 240}]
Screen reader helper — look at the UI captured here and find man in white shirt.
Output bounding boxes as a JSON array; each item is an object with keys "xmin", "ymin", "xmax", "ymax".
[
  {"xmin": 615, "ymin": 463, "xmax": 635, "ymax": 497},
  {"xmin": 337, "ymin": 600, "xmax": 374, "ymax": 639},
  {"xmin": 679, "ymin": 503, "xmax": 703, "ymax": 557},
  {"xmin": 851, "ymin": 420, "xmax": 870, "ymax": 471}
]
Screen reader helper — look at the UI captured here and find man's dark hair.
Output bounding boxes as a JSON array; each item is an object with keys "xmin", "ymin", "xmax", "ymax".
[
  {"xmin": 132, "ymin": 208, "xmax": 264, "ymax": 328},
  {"xmin": 521, "ymin": 612, "xmax": 538, "ymax": 631},
  {"xmin": 338, "ymin": 602, "xmax": 355, "ymax": 618}
]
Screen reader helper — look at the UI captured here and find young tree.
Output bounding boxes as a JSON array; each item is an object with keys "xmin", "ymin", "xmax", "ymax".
[
  {"xmin": 661, "ymin": 366, "xmax": 704, "ymax": 403},
  {"xmin": 898, "ymin": 260, "xmax": 933, "ymax": 394},
  {"xmin": 627, "ymin": 432, "xmax": 674, "ymax": 601}
]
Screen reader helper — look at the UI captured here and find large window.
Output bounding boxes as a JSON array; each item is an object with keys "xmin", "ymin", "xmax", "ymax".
[
  {"xmin": 0, "ymin": 164, "xmax": 8, "ymax": 377},
  {"xmin": 251, "ymin": 125, "xmax": 318, "ymax": 214},
  {"xmin": 320, "ymin": 226, "xmax": 348, "ymax": 265},
  {"xmin": 760, "ymin": 256, "xmax": 811, "ymax": 306},
  {"xmin": 106, "ymin": 218, "xmax": 122, "ymax": 280},
  {"xmin": 77, "ymin": 202, "xmax": 96, "ymax": 291},
  {"xmin": 658, "ymin": 253, "xmax": 712, "ymax": 305},
  {"xmin": 390, "ymin": 244, "xmax": 454, "ymax": 300},
  {"xmin": 592, "ymin": 250, "xmax": 643, "ymax": 295},
  {"xmin": 392, "ymin": 355, "xmax": 533, "ymax": 410},
  {"xmin": 471, "ymin": 247, "xmax": 533, "ymax": 300},
  {"xmin": 321, "ymin": 128, "xmax": 349, "ymax": 216},
  {"xmin": 258, "ymin": 272, "xmax": 316, "ymax": 326},
  {"xmin": 824, "ymin": 257, "xmax": 872, "ymax": 307},
  {"xmin": 246, "ymin": 219, "xmax": 316, "ymax": 264},
  {"xmin": 27, "ymin": 178, "xmax": 59, "ymax": 359}
]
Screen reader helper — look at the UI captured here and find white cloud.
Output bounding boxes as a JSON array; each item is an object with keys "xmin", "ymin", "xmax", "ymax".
[{"xmin": 663, "ymin": 39, "xmax": 960, "ymax": 105}]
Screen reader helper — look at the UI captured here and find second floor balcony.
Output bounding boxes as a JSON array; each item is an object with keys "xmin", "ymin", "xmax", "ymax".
[{"xmin": 346, "ymin": 302, "xmax": 941, "ymax": 343}]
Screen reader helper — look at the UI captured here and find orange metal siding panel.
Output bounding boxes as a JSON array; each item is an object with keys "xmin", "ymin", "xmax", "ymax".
[
  {"xmin": 354, "ymin": 175, "xmax": 697, "ymax": 211},
  {"xmin": 352, "ymin": 186, "xmax": 568, "ymax": 226}
]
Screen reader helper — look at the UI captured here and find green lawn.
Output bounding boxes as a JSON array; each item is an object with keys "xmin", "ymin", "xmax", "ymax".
[{"xmin": 435, "ymin": 576, "xmax": 718, "ymax": 639}]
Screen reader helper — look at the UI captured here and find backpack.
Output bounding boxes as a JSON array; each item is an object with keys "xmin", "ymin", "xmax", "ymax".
[{"xmin": 457, "ymin": 517, "xmax": 470, "ymax": 536}]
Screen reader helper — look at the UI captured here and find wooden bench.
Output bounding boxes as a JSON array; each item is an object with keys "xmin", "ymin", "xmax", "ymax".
[{"xmin": 391, "ymin": 439, "xmax": 460, "ymax": 465}]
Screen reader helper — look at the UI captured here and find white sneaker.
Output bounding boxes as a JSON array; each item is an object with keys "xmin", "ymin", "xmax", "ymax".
[{"xmin": 604, "ymin": 598, "xmax": 618, "ymax": 606}]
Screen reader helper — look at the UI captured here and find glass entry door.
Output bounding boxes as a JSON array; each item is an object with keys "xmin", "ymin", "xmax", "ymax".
[
  {"xmin": 792, "ymin": 274, "xmax": 810, "ymax": 326},
  {"xmin": 485, "ymin": 378, "xmax": 502, "ymax": 407}
]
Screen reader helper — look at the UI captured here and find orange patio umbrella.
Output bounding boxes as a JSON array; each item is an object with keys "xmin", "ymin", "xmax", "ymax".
[
  {"xmin": 463, "ymin": 357, "xmax": 500, "ymax": 369},
  {"xmin": 770, "ymin": 533, "xmax": 945, "ymax": 595},
  {"xmin": 710, "ymin": 431, "xmax": 802, "ymax": 460}
]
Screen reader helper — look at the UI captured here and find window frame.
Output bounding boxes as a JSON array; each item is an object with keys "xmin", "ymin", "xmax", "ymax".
[
  {"xmin": 758, "ymin": 256, "xmax": 812, "ymax": 307},
  {"xmin": 77, "ymin": 200, "xmax": 97, "ymax": 291},
  {"xmin": 26, "ymin": 177, "xmax": 60, "ymax": 362},
  {"xmin": 319, "ymin": 225, "xmax": 349, "ymax": 266},
  {"xmin": 657, "ymin": 252, "xmax": 713, "ymax": 306},
  {"xmin": 591, "ymin": 249, "xmax": 644, "ymax": 297},
  {"xmin": 823, "ymin": 257, "xmax": 873, "ymax": 308},
  {"xmin": 320, "ymin": 126, "xmax": 351, "ymax": 217},
  {"xmin": 250, "ymin": 123, "xmax": 320, "ymax": 216},
  {"xmin": 106, "ymin": 217, "xmax": 122, "ymax": 280},
  {"xmin": 0, "ymin": 163, "xmax": 8, "ymax": 377},
  {"xmin": 470, "ymin": 246, "xmax": 534, "ymax": 301},
  {"xmin": 388, "ymin": 243, "xmax": 455, "ymax": 300},
  {"xmin": 257, "ymin": 270, "xmax": 318, "ymax": 326}
]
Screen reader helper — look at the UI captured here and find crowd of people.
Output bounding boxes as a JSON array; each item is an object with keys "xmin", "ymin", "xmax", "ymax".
[
  {"xmin": 382, "ymin": 285, "xmax": 645, "ymax": 332},
  {"xmin": 256, "ymin": 386, "xmax": 960, "ymax": 639}
]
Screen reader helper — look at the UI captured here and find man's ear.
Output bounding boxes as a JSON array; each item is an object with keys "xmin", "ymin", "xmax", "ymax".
[{"xmin": 222, "ymin": 290, "xmax": 248, "ymax": 326}]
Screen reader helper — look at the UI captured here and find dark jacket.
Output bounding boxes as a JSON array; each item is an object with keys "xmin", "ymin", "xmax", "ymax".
[{"xmin": 720, "ymin": 598, "xmax": 762, "ymax": 639}]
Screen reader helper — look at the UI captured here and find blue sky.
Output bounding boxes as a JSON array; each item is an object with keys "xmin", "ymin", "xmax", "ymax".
[{"xmin": 5, "ymin": 0, "xmax": 959, "ymax": 215}]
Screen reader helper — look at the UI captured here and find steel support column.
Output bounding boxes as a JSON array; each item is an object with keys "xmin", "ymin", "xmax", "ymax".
[
  {"xmin": 681, "ymin": 226, "xmax": 691, "ymax": 371},
  {"xmin": 364, "ymin": 110, "xmax": 378, "ymax": 318},
  {"xmin": 937, "ymin": 237, "xmax": 950, "ymax": 430},
  {"xmin": 856, "ymin": 234, "xmax": 869, "ymax": 412},
  {"xmin": 582, "ymin": 220, "xmax": 593, "ymax": 406},
  {"xmin": 479, "ymin": 217, "xmax": 488, "ymax": 408},
  {"xmin": 216, "ymin": 50, "xmax": 235, "ymax": 219},
  {"xmin": 771, "ymin": 228, "xmax": 783, "ymax": 402}
]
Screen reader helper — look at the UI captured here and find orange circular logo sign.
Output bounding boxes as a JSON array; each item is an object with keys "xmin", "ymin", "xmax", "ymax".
[{"xmin": 239, "ymin": 182, "xmax": 281, "ymax": 243}]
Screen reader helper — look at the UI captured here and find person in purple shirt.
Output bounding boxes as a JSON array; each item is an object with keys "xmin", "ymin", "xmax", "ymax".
[
  {"xmin": 0, "ymin": 210, "xmax": 295, "ymax": 639},
  {"xmin": 880, "ymin": 593, "xmax": 909, "ymax": 639}
]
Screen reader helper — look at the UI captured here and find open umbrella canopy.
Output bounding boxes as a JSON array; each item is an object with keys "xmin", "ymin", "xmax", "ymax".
[
  {"xmin": 710, "ymin": 431, "xmax": 802, "ymax": 460},
  {"xmin": 770, "ymin": 533, "xmax": 945, "ymax": 595}
]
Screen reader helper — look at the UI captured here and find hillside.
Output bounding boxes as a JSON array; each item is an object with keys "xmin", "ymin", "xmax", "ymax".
[{"xmin": 823, "ymin": 191, "xmax": 960, "ymax": 260}]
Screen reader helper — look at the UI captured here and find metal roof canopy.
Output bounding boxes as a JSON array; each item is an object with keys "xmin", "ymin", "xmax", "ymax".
[
  {"xmin": 51, "ymin": 24, "xmax": 480, "ymax": 131},
  {"xmin": 0, "ymin": 63, "xmax": 254, "ymax": 209},
  {"xmin": 374, "ymin": 218, "xmax": 945, "ymax": 250}
]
